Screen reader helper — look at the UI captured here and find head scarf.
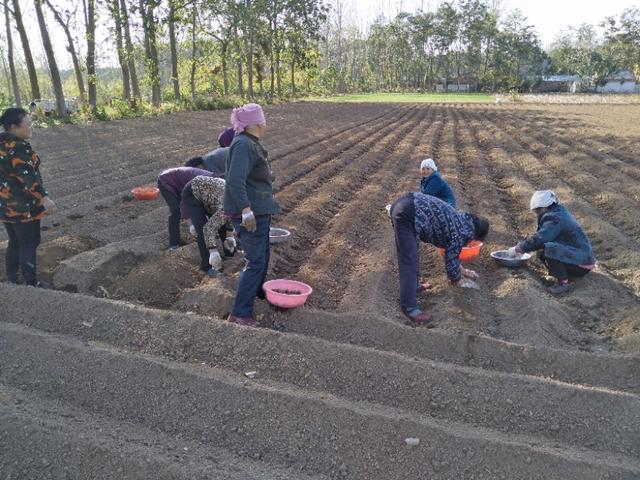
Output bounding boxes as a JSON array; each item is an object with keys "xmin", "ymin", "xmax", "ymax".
[
  {"xmin": 217, "ymin": 127, "xmax": 235, "ymax": 147},
  {"xmin": 230, "ymin": 103, "xmax": 266, "ymax": 133},
  {"xmin": 420, "ymin": 158, "xmax": 438, "ymax": 171},
  {"xmin": 529, "ymin": 190, "xmax": 558, "ymax": 210}
]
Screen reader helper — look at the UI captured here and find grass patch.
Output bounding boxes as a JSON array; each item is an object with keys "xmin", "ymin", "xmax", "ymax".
[{"xmin": 306, "ymin": 92, "xmax": 494, "ymax": 103}]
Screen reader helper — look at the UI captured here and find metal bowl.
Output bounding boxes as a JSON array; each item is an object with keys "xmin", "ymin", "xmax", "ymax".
[
  {"xmin": 490, "ymin": 250, "xmax": 532, "ymax": 267},
  {"xmin": 269, "ymin": 227, "xmax": 291, "ymax": 244}
]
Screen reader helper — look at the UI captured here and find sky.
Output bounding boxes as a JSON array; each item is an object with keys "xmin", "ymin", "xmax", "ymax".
[{"xmin": 353, "ymin": 0, "xmax": 638, "ymax": 48}]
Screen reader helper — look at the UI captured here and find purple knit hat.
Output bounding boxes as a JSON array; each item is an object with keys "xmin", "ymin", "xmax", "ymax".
[{"xmin": 217, "ymin": 127, "xmax": 235, "ymax": 148}]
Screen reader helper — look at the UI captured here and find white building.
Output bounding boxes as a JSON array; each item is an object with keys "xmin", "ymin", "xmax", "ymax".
[{"xmin": 596, "ymin": 70, "xmax": 637, "ymax": 93}]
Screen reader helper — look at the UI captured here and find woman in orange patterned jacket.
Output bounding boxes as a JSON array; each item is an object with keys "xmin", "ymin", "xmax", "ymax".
[{"xmin": 0, "ymin": 108, "xmax": 56, "ymax": 287}]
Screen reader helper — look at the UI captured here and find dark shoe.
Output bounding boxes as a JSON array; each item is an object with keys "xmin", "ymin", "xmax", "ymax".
[
  {"xmin": 548, "ymin": 281, "xmax": 573, "ymax": 295},
  {"xmin": 28, "ymin": 281, "xmax": 51, "ymax": 289},
  {"xmin": 402, "ymin": 309, "xmax": 432, "ymax": 326},
  {"xmin": 227, "ymin": 314, "xmax": 257, "ymax": 327}
]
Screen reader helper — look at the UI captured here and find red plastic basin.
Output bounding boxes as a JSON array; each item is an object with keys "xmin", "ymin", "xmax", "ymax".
[{"xmin": 437, "ymin": 240, "xmax": 483, "ymax": 262}]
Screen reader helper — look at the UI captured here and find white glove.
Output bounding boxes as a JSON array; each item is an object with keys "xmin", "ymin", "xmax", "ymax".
[
  {"xmin": 209, "ymin": 250, "xmax": 222, "ymax": 270},
  {"xmin": 457, "ymin": 278, "xmax": 480, "ymax": 289},
  {"xmin": 189, "ymin": 224, "xmax": 197, "ymax": 236},
  {"xmin": 241, "ymin": 209, "xmax": 256, "ymax": 232},
  {"xmin": 42, "ymin": 196, "xmax": 56, "ymax": 214},
  {"xmin": 223, "ymin": 236, "xmax": 237, "ymax": 252},
  {"xmin": 507, "ymin": 246, "xmax": 518, "ymax": 258},
  {"xmin": 385, "ymin": 204, "xmax": 392, "ymax": 217},
  {"xmin": 462, "ymin": 268, "xmax": 479, "ymax": 280}
]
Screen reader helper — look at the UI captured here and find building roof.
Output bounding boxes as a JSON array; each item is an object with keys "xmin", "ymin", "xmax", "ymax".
[
  {"xmin": 603, "ymin": 70, "xmax": 636, "ymax": 81},
  {"xmin": 542, "ymin": 75, "xmax": 580, "ymax": 82}
]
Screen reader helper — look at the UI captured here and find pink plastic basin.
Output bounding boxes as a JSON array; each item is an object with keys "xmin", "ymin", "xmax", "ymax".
[{"xmin": 263, "ymin": 279, "xmax": 313, "ymax": 309}]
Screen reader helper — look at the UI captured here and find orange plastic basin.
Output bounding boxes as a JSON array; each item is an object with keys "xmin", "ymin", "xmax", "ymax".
[
  {"xmin": 131, "ymin": 186, "xmax": 160, "ymax": 200},
  {"xmin": 437, "ymin": 240, "xmax": 483, "ymax": 262}
]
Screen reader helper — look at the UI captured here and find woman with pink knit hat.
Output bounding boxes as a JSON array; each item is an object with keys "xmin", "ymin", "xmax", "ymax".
[{"xmin": 224, "ymin": 103, "xmax": 280, "ymax": 326}]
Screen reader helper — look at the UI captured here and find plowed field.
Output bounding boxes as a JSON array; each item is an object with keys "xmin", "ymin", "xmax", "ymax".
[{"xmin": 2, "ymin": 103, "xmax": 640, "ymax": 479}]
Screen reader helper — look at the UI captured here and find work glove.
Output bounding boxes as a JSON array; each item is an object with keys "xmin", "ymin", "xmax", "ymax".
[
  {"xmin": 506, "ymin": 246, "xmax": 518, "ymax": 258},
  {"xmin": 385, "ymin": 204, "xmax": 392, "ymax": 218},
  {"xmin": 189, "ymin": 224, "xmax": 197, "ymax": 236},
  {"xmin": 457, "ymin": 278, "xmax": 480, "ymax": 289},
  {"xmin": 462, "ymin": 268, "xmax": 479, "ymax": 280},
  {"xmin": 209, "ymin": 249, "xmax": 222, "ymax": 270},
  {"xmin": 223, "ymin": 236, "xmax": 237, "ymax": 253},
  {"xmin": 42, "ymin": 196, "xmax": 57, "ymax": 214},
  {"xmin": 241, "ymin": 209, "xmax": 257, "ymax": 233}
]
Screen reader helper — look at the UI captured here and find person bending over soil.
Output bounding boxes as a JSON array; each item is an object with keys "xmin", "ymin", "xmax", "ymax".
[
  {"xmin": 182, "ymin": 175, "xmax": 235, "ymax": 277},
  {"xmin": 419, "ymin": 158, "xmax": 456, "ymax": 208},
  {"xmin": 157, "ymin": 166, "xmax": 218, "ymax": 251},
  {"xmin": 508, "ymin": 190, "xmax": 595, "ymax": 295},
  {"xmin": 185, "ymin": 147, "xmax": 229, "ymax": 176},
  {"xmin": 224, "ymin": 103, "xmax": 280, "ymax": 327},
  {"xmin": 0, "ymin": 107, "xmax": 56, "ymax": 287},
  {"xmin": 391, "ymin": 192, "xmax": 489, "ymax": 325}
]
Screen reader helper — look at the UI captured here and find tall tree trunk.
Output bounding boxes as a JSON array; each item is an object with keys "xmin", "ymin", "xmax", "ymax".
[
  {"xmin": 189, "ymin": 5, "xmax": 197, "ymax": 102},
  {"xmin": 275, "ymin": 47, "xmax": 282, "ymax": 97},
  {"xmin": 244, "ymin": 1, "xmax": 253, "ymax": 98},
  {"xmin": 34, "ymin": 0, "xmax": 67, "ymax": 119},
  {"xmin": 139, "ymin": 0, "xmax": 161, "ymax": 106},
  {"xmin": 221, "ymin": 41, "xmax": 229, "ymax": 96},
  {"xmin": 11, "ymin": 0, "xmax": 40, "ymax": 100},
  {"xmin": 108, "ymin": 0, "xmax": 131, "ymax": 100},
  {"xmin": 168, "ymin": 0, "xmax": 180, "ymax": 100},
  {"xmin": 234, "ymin": 23, "xmax": 244, "ymax": 97},
  {"xmin": 85, "ymin": 0, "xmax": 97, "ymax": 111},
  {"xmin": 45, "ymin": 0, "xmax": 86, "ymax": 103},
  {"xmin": 120, "ymin": 0, "xmax": 140, "ymax": 99},
  {"xmin": 269, "ymin": 16, "xmax": 275, "ymax": 99},
  {"xmin": 4, "ymin": 0, "xmax": 20, "ymax": 106},
  {"xmin": 290, "ymin": 60, "xmax": 295, "ymax": 96}
]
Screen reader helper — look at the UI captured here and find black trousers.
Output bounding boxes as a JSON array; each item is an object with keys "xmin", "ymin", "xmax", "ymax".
[
  {"xmin": 182, "ymin": 184, "xmax": 229, "ymax": 270},
  {"xmin": 391, "ymin": 193, "xmax": 420, "ymax": 313},
  {"xmin": 4, "ymin": 220, "xmax": 41, "ymax": 285},
  {"xmin": 158, "ymin": 180, "xmax": 181, "ymax": 248},
  {"xmin": 539, "ymin": 250, "xmax": 590, "ymax": 281}
]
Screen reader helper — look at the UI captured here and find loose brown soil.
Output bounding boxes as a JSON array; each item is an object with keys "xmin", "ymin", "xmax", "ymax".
[{"xmin": 1, "ymin": 103, "xmax": 640, "ymax": 479}]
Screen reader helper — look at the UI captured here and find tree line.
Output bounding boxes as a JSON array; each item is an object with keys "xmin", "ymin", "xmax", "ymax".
[{"xmin": 0, "ymin": 1, "xmax": 638, "ymax": 120}]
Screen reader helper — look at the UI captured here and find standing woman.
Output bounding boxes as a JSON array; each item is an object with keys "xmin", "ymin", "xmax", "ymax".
[
  {"xmin": 0, "ymin": 108, "xmax": 56, "ymax": 287},
  {"xmin": 224, "ymin": 103, "xmax": 280, "ymax": 326}
]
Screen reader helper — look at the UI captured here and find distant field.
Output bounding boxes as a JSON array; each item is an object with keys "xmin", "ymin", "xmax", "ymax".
[{"xmin": 306, "ymin": 92, "xmax": 495, "ymax": 103}]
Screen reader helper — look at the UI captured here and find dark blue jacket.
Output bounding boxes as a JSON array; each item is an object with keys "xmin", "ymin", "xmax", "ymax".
[
  {"xmin": 420, "ymin": 171, "xmax": 456, "ymax": 208},
  {"xmin": 202, "ymin": 147, "xmax": 229, "ymax": 174},
  {"xmin": 518, "ymin": 204, "xmax": 595, "ymax": 266},
  {"xmin": 413, "ymin": 193, "xmax": 475, "ymax": 281},
  {"xmin": 224, "ymin": 132, "xmax": 280, "ymax": 216}
]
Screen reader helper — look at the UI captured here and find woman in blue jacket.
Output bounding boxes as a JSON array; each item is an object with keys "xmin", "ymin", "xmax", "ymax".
[
  {"xmin": 420, "ymin": 158, "xmax": 456, "ymax": 208},
  {"xmin": 508, "ymin": 190, "xmax": 595, "ymax": 294}
]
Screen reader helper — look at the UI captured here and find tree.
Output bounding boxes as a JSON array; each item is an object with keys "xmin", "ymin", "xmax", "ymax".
[
  {"xmin": 139, "ymin": 0, "xmax": 161, "ymax": 106},
  {"xmin": 34, "ymin": 0, "xmax": 68, "ymax": 119},
  {"xmin": 168, "ymin": 0, "xmax": 181, "ymax": 100},
  {"xmin": 107, "ymin": 0, "xmax": 131, "ymax": 100},
  {"xmin": 11, "ymin": 0, "xmax": 40, "ymax": 100},
  {"xmin": 120, "ymin": 0, "xmax": 141, "ymax": 99},
  {"xmin": 45, "ymin": 0, "xmax": 86, "ymax": 103},
  {"xmin": 3, "ymin": 0, "xmax": 20, "ymax": 106},
  {"xmin": 84, "ymin": 0, "xmax": 97, "ymax": 111}
]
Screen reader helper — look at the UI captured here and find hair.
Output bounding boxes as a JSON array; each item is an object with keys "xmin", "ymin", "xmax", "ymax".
[
  {"xmin": 469, "ymin": 214, "xmax": 490, "ymax": 241},
  {"xmin": 0, "ymin": 107, "xmax": 29, "ymax": 131},
  {"xmin": 185, "ymin": 156, "xmax": 204, "ymax": 168}
]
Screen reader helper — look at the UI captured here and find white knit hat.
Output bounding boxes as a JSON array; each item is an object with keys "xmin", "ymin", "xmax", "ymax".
[
  {"xmin": 420, "ymin": 158, "xmax": 437, "ymax": 171},
  {"xmin": 529, "ymin": 190, "xmax": 557, "ymax": 210}
]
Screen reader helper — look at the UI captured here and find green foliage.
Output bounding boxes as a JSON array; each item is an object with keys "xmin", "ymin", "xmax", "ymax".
[{"xmin": 306, "ymin": 92, "xmax": 494, "ymax": 103}]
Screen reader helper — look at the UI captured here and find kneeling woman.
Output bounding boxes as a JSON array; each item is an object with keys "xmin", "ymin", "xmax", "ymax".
[
  {"xmin": 182, "ymin": 175, "xmax": 235, "ymax": 276},
  {"xmin": 391, "ymin": 192, "xmax": 489, "ymax": 325},
  {"xmin": 509, "ymin": 190, "xmax": 595, "ymax": 294}
]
